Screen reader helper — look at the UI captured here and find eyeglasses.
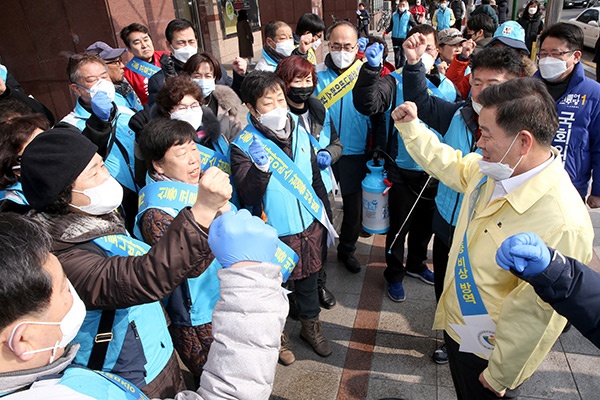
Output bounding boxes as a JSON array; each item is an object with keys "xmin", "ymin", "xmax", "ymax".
[
  {"xmin": 173, "ymin": 102, "xmax": 201, "ymax": 112},
  {"xmin": 537, "ymin": 50, "xmax": 576, "ymax": 59},
  {"xmin": 328, "ymin": 42, "xmax": 358, "ymax": 52},
  {"xmin": 105, "ymin": 58, "xmax": 123, "ymax": 65}
]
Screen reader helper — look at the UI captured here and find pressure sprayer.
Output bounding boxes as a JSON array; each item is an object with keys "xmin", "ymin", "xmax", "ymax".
[{"xmin": 361, "ymin": 159, "xmax": 391, "ymax": 234}]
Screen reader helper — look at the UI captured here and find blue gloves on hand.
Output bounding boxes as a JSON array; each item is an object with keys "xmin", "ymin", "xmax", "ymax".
[
  {"xmin": 208, "ymin": 209, "xmax": 279, "ymax": 268},
  {"xmin": 316, "ymin": 150, "xmax": 332, "ymax": 170},
  {"xmin": 249, "ymin": 135, "xmax": 269, "ymax": 167},
  {"xmin": 496, "ymin": 232, "xmax": 551, "ymax": 277},
  {"xmin": 91, "ymin": 91, "xmax": 113, "ymax": 122},
  {"xmin": 365, "ymin": 43, "xmax": 384, "ymax": 68},
  {"xmin": 358, "ymin": 37, "xmax": 369, "ymax": 53}
]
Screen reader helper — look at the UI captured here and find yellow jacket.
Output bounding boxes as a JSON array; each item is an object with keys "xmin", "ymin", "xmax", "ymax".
[{"xmin": 396, "ymin": 119, "xmax": 594, "ymax": 393}]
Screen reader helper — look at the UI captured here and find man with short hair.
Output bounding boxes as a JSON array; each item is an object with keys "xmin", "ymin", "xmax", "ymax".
[
  {"xmin": 385, "ymin": 0, "xmax": 417, "ymax": 69},
  {"xmin": 535, "ymin": 22, "xmax": 600, "ymax": 209},
  {"xmin": 293, "ymin": 13, "xmax": 326, "ymax": 65},
  {"xmin": 464, "ymin": 14, "xmax": 495, "ymax": 51},
  {"xmin": 315, "ymin": 21, "xmax": 378, "ymax": 274},
  {"xmin": 120, "ymin": 23, "xmax": 169, "ymax": 105},
  {"xmin": 402, "ymin": 35, "xmax": 525, "ymax": 364},
  {"xmin": 432, "ymin": 0, "xmax": 456, "ymax": 31},
  {"xmin": 255, "ymin": 21, "xmax": 295, "ymax": 72},
  {"xmin": 450, "ymin": 0, "xmax": 466, "ymax": 30},
  {"xmin": 391, "ymin": 72, "xmax": 593, "ymax": 399},
  {"xmin": 85, "ymin": 41, "xmax": 142, "ymax": 112},
  {"xmin": 0, "ymin": 210, "xmax": 288, "ymax": 399}
]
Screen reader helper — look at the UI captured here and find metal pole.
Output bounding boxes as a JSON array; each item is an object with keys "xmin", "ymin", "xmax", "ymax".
[{"xmin": 545, "ymin": 0, "xmax": 563, "ymax": 26}]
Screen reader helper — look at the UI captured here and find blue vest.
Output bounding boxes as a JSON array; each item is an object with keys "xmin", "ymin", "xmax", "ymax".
[
  {"xmin": 301, "ymin": 112, "xmax": 334, "ymax": 194},
  {"xmin": 0, "ymin": 182, "xmax": 28, "ymax": 205},
  {"xmin": 57, "ymin": 367, "xmax": 149, "ymax": 399},
  {"xmin": 60, "ymin": 97, "xmax": 138, "ymax": 193},
  {"xmin": 436, "ymin": 8, "xmax": 453, "ymax": 30},
  {"xmin": 315, "ymin": 64, "xmax": 371, "ymax": 155},
  {"xmin": 435, "ymin": 108, "xmax": 481, "ymax": 226},
  {"xmin": 233, "ymin": 115, "xmax": 317, "ymax": 236},
  {"xmin": 134, "ymin": 181, "xmax": 221, "ymax": 327},
  {"xmin": 386, "ymin": 72, "xmax": 453, "ymax": 171},
  {"xmin": 113, "ymin": 90, "xmax": 143, "ymax": 113},
  {"xmin": 72, "ymin": 235, "xmax": 174, "ymax": 389},
  {"xmin": 391, "ymin": 11, "xmax": 411, "ymax": 39}
]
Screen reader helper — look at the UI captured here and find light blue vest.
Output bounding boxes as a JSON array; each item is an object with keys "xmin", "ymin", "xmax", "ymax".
[
  {"xmin": 134, "ymin": 180, "xmax": 221, "ymax": 327},
  {"xmin": 436, "ymin": 8, "xmax": 453, "ymax": 30},
  {"xmin": 58, "ymin": 367, "xmax": 149, "ymax": 400},
  {"xmin": 315, "ymin": 64, "xmax": 371, "ymax": 155},
  {"xmin": 233, "ymin": 115, "xmax": 317, "ymax": 236},
  {"xmin": 391, "ymin": 11, "xmax": 411, "ymax": 39},
  {"xmin": 60, "ymin": 95, "xmax": 138, "ymax": 193},
  {"xmin": 435, "ymin": 108, "xmax": 481, "ymax": 226},
  {"xmin": 72, "ymin": 235, "xmax": 173, "ymax": 389},
  {"xmin": 0, "ymin": 182, "xmax": 28, "ymax": 205},
  {"xmin": 302, "ymin": 112, "xmax": 334, "ymax": 194},
  {"xmin": 113, "ymin": 90, "xmax": 143, "ymax": 113}
]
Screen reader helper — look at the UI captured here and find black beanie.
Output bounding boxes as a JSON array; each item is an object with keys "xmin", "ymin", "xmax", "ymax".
[{"xmin": 21, "ymin": 126, "xmax": 98, "ymax": 210}]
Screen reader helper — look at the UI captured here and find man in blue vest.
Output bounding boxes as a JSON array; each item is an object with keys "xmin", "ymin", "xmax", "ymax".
[
  {"xmin": 385, "ymin": 0, "xmax": 417, "ymax": 69},
  {"xmin": 0, "ymin": 210, "xmax": 288, "ymax": 399},
  {"xmin": 315, "ymin": 21, "xmax": 381, "ymax": 273},
  {"xmin": 432, "ymin": 0, "xmax": 456, "ymax": 31}
]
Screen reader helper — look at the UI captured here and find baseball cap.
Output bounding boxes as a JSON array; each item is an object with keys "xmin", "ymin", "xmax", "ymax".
[
  {"xmin": 487, "ymin": 21, "xmax": 530, "ymax": 54},
  {"xmin": 85, "ymin": 41, "xmax": 127, "ymax": 60},
  {"xmin": 438, "ymin": 28, "xmax": 467, "ymax": 46}
]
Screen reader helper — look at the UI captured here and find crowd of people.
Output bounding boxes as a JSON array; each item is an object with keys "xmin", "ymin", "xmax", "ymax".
[{"xmin": 1, "ymin": 3, "xmax": 600, "ymax": 399}]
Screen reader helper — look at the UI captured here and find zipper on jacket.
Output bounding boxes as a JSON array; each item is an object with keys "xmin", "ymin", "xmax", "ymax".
[{"xmin": 130, "ymin": 321, "xmax": 140, "ymax": 339}]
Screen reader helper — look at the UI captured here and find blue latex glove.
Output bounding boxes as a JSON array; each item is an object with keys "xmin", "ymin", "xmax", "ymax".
[
  {"xmin": 249, "ymin": 134, "xmax": 269, "ymax": 166},
  {"xmin": 365, "ymin": 43, "xmax": 384, "ymax": 67},
  {"xmin": 496, "ymin": 232, "xmax": 551, "ymax": 277},
  {"xmin": 208, "ymin": 209, "xmax": 279, "ymax": 268},
  {"xmin": 91, "ymin": 91, "xmax": 113, "ymax": 122},
  {"xmin": 358, "ymin": 37, "xmax": 369, "ymax": 53},
  {"xmin": 316, "ymin": 150, "xmax": 332, "ymax": 170}
]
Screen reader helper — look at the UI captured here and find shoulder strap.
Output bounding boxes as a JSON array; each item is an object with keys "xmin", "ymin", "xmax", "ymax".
[{"xmin": 87, "ymin": 310, "xmax": 116, "ymax": 370}]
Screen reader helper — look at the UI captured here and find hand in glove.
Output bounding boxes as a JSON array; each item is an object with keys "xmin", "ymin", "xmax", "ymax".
[
  {"xmin": 316, "ymin": 150, "xmax": 332, "ymax": 170},
  {"xmin": 358, "ymin": 37, "xmax": 369, "ymax": 53},
  {"xmin": 365, "ymin": 43, "xmax": 384, "ymax": 68},
  {"xmin": 208, "ymin": 209, "xmax": 278, "ymax": 268},
  {"xmin": 249, "ymin": 135, "xmax": 269, "ymax": 167},
  {"xmin": 496, "ymin": 232, "xmax": 551, "ymax": 277},
  {"xmin": 91, "ymin": 91, "xmax": 113, "ymax": 122},
  {"xmin": 159, "ymin": 53, "xmax": 176, "ymax": 78}
]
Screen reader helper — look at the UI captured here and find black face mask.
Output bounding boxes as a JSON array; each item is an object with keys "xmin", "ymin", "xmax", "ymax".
[{"xmin": 287, "ymin": 86, "xmax": 313, "ymax": 104}]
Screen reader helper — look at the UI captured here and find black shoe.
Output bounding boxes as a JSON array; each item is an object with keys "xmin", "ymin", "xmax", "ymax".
[
  {"xmin": 432, "ymin": 343, "xmax": 448, "ymax": 364},
  {"xmin": 318, "ymin": 286, "xmax": 337, "ymax": 309},
  {"xmin": 359, "ymin": 228, "xmax": 373, "ymax": 238},
  {"xmin": 337, "ymin": 253, "xmax": 361, "ymax": 273}
]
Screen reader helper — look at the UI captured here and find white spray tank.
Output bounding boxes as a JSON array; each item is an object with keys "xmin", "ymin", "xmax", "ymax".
[{"xmin": 361, "ymin": 159, "xmax": 390, "ymax": 234}]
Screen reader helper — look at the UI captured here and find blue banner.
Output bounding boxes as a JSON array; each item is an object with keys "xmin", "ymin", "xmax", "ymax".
[{"xmin": 125, "ymin": 57, "xmax": 161, "ymax": 79}]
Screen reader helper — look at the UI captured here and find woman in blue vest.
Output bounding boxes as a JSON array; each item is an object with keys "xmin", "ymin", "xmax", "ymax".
[
  {"xmin": 19, "ymin": 126, "xmax": 232, "ymax": 398},
  {"xmin": 136, "ymin": 117, "xmax": 222, "ymax": 382},
  {"xmin": 0, "ymin": 113, "xmax": 48, "ymax": 213},
  {"xmin": 230, "ymin": 71, "xmax": 333, "ymax": 364},
  {"xmin": 275, "ymin": 55, "xmax": 342, "ymax": 312}
]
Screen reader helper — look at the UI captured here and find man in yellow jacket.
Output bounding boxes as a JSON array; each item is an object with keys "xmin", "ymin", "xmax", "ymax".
[{"xmin": 391, "ymin": 59, "xmax": 593, "ymax": 398}]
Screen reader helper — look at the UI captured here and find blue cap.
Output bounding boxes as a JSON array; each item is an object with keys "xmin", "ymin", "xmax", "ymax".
[{"xmin": 487, "ymin": 21, "xmax": 529, "ymax": 54}]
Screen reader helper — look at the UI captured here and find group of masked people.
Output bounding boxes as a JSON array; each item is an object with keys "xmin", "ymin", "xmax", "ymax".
[{"xmin": 1, "ymin": 8, "xmax": 600, "ymax": 400}]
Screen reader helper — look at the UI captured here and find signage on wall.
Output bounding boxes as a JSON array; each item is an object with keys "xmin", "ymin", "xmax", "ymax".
[{"xmin": 218, "ymin": 0, "xmax": 261, "ymax": 37}]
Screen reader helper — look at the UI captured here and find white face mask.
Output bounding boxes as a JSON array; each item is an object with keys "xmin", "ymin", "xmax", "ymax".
[
  {"xmin": 312, "ymin": 38, "xmax": 322, "ymax": 50},
  {"xmin": 89, "ymin": 79, "xmax": 115, "ymax": 102},
  {"xmin": 70, "ymin": 175, "xmax": 123, "ymax": 215},
  {"xmin": 538, "ymin": 55, "xmax": 571, "ymax": 82},
  {"xmin": 440, "ymin": 3, "xmax": 448, "ymax": 9},
  {"xmin": 472, "ymin": 100, "xmax": 483, "ymax": 115},
  {"xmin": 330, "ymin": 51, "xmax": 356, "ymax": 70},
  {"xmin": 478, "ymin": 133, "xmax": 523, "ymax": 181},
  {"xmin": 528, "ymin": 7, "xmax": 537, "ymax": 14},
  {"xmin": 192, "ymin": 78, "xmax": 216, "ymax": 98},
  {"xmin": 421, "ymin": 53, "xmax": 436, "ymax": 72},
  {"xmin": 171, "ymin": 45, "xmax": 197, "ymax": 63},
  {"xmin": 416, "ymin": 1, "xmax": 421, "ymax": 5},
  {"xmin": 275, "ymin": 39, "xmax": 295, "ymax": 57},
  {"xmin": 399, "ymin": 6, "xmax": 408, "ymax": 12},
  {"xmin": 259, "ymin": 106, "xmax": 289, "ymax": 132},
  {"xmin": 170, "ymin": 107, "xmax": 204, "ymax": 130},
  {"xmin": 8, "ymin": 280, "xmax": 86, "ymax": 365}
]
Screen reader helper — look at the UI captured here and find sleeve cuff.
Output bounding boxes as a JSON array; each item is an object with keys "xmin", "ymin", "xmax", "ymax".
[{"xmin": 482, "ymin": 369, "xmax": 507, "ymax": 394}]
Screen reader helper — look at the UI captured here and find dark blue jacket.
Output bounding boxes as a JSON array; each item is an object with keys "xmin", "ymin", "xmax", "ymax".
[{"xmin": 524, "ymin": 249, "xmax": 600, "ymax": 348}]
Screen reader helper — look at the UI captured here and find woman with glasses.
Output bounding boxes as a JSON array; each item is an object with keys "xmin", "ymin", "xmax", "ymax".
[{"xmin": 0, "ymin": 113, "xmax": 48, "ymax": 213}]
